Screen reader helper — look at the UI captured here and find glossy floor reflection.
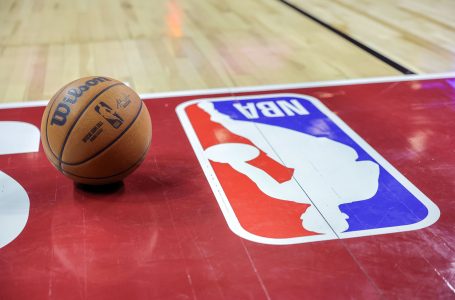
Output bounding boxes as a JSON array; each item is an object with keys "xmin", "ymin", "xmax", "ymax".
[{"xmin": 0, "ymin": 75, "xmax": 454, "ymax": 299}]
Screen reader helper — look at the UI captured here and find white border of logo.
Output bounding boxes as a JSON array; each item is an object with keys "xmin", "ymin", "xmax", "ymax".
[{"xmin": 176, "ymin": 93, "xmax": 440, "ymax": 245}]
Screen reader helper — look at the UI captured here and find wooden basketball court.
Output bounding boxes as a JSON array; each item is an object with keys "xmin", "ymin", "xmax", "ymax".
[
  {"xmin": 0, "ymin": 1, "xmax": 454, "ymax": 299},
  {"xmin": 0, "ymin": 0, "xmax": 453, "ymax": 102}
]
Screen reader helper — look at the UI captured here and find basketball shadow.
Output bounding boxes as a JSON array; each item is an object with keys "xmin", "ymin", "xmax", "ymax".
[
  {"xmin": 72, "ymin": 155, "xmax": 200, "ymax": 203},
  {"xmin": 75, "ymin": 181, "xmax": 125, "ymax": 194},
  {"xmin": 72, "ymin": 172, "xmax": 180, "ymax": 203}
]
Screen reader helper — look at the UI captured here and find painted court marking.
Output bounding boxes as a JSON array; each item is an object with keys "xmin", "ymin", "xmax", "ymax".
[{"xmin": 177, "ymin": 93, "xmax": 440, "ymax": 244}]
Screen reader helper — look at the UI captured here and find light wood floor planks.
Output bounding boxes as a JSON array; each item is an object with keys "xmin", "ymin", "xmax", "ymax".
[
  {"xmin": 287, "ymin": 0, "xmax": 455, "ymax": 74},
  {"xmin": 0, "ymin": 0, "xmax": 419, "ymax": 102}
]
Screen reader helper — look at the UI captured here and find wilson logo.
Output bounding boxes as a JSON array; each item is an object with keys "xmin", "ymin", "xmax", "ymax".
[{"xmin": 50, "ymin": 77, "xmax": 111, "ymax": 126}]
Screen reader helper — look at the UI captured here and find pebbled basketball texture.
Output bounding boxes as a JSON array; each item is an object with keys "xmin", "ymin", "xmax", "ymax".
[{"xmin": 40, "ymin": 76, "xmax": 152, "ymax": 185}]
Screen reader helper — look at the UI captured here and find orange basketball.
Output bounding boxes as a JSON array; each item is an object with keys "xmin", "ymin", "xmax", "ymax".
[{"xmin": 40, "ymin": 76, "xmax": 152, "ymax": 185}]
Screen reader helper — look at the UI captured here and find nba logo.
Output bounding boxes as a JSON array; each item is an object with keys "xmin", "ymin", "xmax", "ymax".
[{"xmin": 177, "ymin": 94, "xmax": 440, "ymax": 245}]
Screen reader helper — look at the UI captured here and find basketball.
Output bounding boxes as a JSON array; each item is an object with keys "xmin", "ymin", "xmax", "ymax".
[{"xmin": 40, "ymin": 76, "xmax": 152, "ymax": 185}]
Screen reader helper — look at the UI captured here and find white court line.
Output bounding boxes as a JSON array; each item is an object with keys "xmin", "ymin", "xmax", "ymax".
[
  {"xmin": 0, "ymin": 100, "xmax": 49, "ymax": 109},
  {"xmin": 0, "ymin": 72, "xmax": 454, "ymax": 110}
]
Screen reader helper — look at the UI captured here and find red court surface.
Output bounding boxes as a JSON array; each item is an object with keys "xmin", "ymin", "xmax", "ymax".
[{"xmin": 0, "ymin": 74, "xmax": 454, "ymax": 299}]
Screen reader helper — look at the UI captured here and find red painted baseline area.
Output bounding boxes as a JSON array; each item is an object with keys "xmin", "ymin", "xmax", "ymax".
[{"xmin": 0, "ymin": 77, "xmax": 454, "ymax": 299}]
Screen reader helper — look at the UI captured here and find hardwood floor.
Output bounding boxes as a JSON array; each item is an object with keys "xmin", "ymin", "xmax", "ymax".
[
  {"xmin": 0, "ymin": 0, "xmax": 401, "ymax": 102},
  {"xmin": 286, "ymin": 0, "xmax": 455, "ymax": 74}
]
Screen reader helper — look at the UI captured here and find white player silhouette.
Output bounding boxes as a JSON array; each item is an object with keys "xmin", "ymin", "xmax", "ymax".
[
  {"xmin": 199, "ymin": 101, "xmax": 380, "ymax": 235},
  {"xmin": 0, "ymin": 121, "xmax": 39, "ymax": 248}
]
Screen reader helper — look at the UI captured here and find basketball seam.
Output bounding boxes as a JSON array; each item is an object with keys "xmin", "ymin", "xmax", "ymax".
[
  {"xmin": 61, "ymin": 101, "xmax": 144, "ymax": 166},
  {"xmin": 61, "ymin": 139, "xmax": 151, "ymax": 180},
  {"xmin": 45, "ymin": 85, "xmax": 70, "ymax": 160},
  {"xmin": 57, "ymin": 82, "xmax": 124, "ymax": 170}
]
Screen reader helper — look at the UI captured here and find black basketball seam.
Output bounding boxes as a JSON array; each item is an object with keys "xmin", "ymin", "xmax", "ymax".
[
  {"xmin": 61, "ymin": 101, "xmax": 144, "ymax": 166},
  {"xmin": 57, "ymin": 82, "xmax": 124, "ymax": 170},
  {"xmin": 61, "ymin": 139, "xmax": 151, "ymax": 180},
  {"xmin": 45, "ymin": 77, "xmax": 99, "ymax": 159},
  {"xmin": 45, "ymin": 85, "xmax": 70, "ymax": 160}
]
